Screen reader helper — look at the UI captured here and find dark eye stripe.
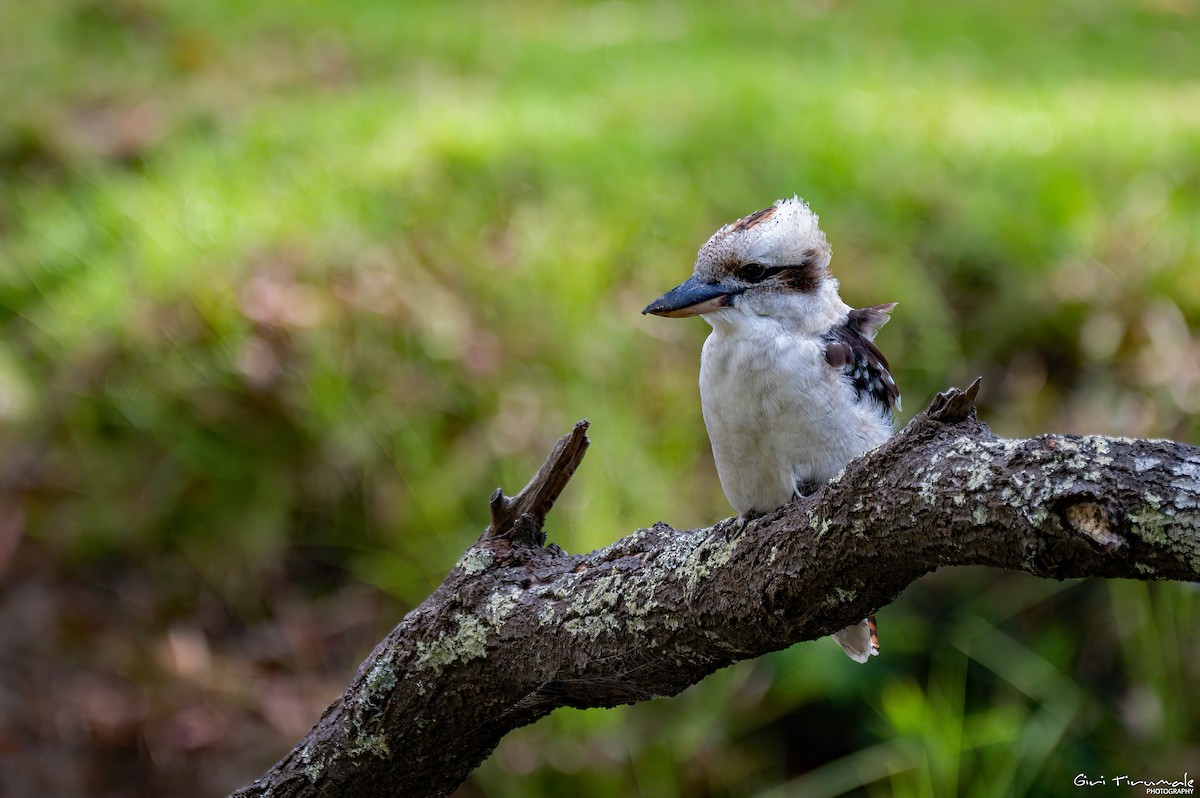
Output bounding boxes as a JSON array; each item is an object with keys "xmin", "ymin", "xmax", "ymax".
[
  {"xmin": 740, "ymin": 263, "xmax": 787, "ymax": 283},
  {"xmin": 740, "ymin": 263, "xmax": 812, "ymax": 284}
]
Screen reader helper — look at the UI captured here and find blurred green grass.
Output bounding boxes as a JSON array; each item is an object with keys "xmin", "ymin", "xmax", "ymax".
[{"xmin": 1, "ymin": 0, "xmax": 1198, "ymax": 795}]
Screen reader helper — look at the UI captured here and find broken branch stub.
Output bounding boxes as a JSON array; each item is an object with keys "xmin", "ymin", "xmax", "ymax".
[
  {"xmin": 926, "ymin": 376, "xmax": 983, "ymax": 424},
  {"xmin": 486, "ymin": 419, "xmax": 590, "ymax": 544}
]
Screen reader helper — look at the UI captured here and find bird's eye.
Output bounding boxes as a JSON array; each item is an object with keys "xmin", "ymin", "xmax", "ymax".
[{"xmin": 741, "ymin": 263, "xmax": 769, "ymax": 282}]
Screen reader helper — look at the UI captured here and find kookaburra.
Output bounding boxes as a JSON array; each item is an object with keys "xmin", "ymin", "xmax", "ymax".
[{"xmin": 643, "ymin": 196, "xmax": 899, "ymax": 663}]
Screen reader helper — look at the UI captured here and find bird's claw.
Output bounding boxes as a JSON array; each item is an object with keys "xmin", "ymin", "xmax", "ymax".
[{"xmin": 724, "ymin": 510, "xmax": 763, "ymax": 540}]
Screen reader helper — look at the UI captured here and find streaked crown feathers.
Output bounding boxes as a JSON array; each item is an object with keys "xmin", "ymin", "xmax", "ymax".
[{"xmin": 694, "ymin": 196, "xmax": 833, "ymax": 283}]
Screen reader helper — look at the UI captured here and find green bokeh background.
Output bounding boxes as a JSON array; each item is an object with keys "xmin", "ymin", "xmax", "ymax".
[{"xmin": 1, "ymin": 0, "xmax": 1198, "ymax": 795}]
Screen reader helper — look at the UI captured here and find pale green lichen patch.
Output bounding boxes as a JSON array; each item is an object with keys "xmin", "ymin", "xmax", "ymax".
[
  {"xmin": 1134, "ymin": 456, "xmax": 1161, "ymax": 473},
  {"xmin": 347, "ymin": 732, "xmax": 392, "ymax": 761},
  {"xmin": 1045, "ymin": 436, "xmax": 1115, "ymax": 472},
  {"xmin": 683, "ymin": 532, "xmax": 740, "ymax": 593},
  {"xmin": 563, "ymin": 614, "xmax": 615, "ymax": 639},
  {"xmin": 1171, "ymin": 462, "xmax": 1200, "ymax": 509},
  {"xmin": 821, "ymin": 588, "xmax": 860, "ymax": 609},
  {"xmin": 552, "ymin": 528, "xmax": 737, "ymax": 641},
  {"xmin": 919, "ymin": 472, "xmax": 942, "ymax": 507},
  {"xmin": 579, "ymin": 572, "xmax": 623, "ymax": 611},
  {"xmin": 315, "ymin": 652, "xmax": 402, "ymax": 778},
  {"xmin": 456, "ymin": 547, "xmax": 494, "ymax": 575},
  {"xmin": 559, "ymin": 568, "xmax": 664, "ymax": 641},
  {"xmin": 1127, "ymin": 508, "xmax": 1170, "ymax": 546},
  {"xmin": 654, "ymin": 533, "xmax": 701, "ymax": 570},
  {"xmin": 972, "ymin": 506, "xmax": 990, "ymax": 525},
  {"xmin": 621, "ymin": 577, "xmax": 662, "ymax": 618},
  {"xmin": 963, "ymin": 445, "xmax": 996, "ymax": 492},
  {"xmin": 362, "ymin": 656, "xmax": 399, "ymax": 704},
  {"xmin": 967, "ymin": 467, "xmax": 992, "ymax": 492},
  {"xmin": 414, "ymin": 614, "xmax": 490, "ymax": 670},
  {"xmin": 300, "ymin": 742, "xmax": 325, "ymax": 781},
  {"xmin": 1076, "ymin": 435, "xmax": 1113, "ymax": 459},
  {"xmin": 952, "ymin": 435, "xmax": 980, "ymax": 453},
  {"xmin": 484, "ymin": 585, "xmax": 520, "ymax": 624},
  {"xmin": 1169, "ymin": 510, "xmax": 1200, "ymax": 572}
]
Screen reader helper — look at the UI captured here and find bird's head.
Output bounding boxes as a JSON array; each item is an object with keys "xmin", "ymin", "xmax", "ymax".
[{"xmin": 643, "ymin": 197, "xmax": 845, "ymax": 331}]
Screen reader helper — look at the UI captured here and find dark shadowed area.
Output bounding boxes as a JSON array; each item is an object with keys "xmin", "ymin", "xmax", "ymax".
[{"xmin": 0, "ymin": 0, "xmax": 1197, "ymax": 796}]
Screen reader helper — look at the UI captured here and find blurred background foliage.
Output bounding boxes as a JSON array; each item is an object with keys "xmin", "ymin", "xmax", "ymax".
[{"xmin": 0, "ymin": 0, "xmax": 1198, "ymax": 795}]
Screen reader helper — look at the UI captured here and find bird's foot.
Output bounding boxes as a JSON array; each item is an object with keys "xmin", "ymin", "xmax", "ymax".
[{"xmin": 724, "ymin": 510, "xmax": 765, "ymax": 540}]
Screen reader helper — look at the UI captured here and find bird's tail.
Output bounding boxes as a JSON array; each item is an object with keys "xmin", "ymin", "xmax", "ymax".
[{"xmin": 832, "ymin": 615, "xmax": 880, "ymax": 663}]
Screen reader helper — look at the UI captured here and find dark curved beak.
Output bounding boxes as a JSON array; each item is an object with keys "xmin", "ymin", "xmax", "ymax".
[{"xmin": 642, "ymin": 275, "xmax": 742, "ymax": 318}]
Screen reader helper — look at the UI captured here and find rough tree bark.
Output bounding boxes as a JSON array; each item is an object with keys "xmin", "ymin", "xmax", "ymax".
[{"xmin": 230, "ymin": 383, "xmax": 1200, "ymax": 798}]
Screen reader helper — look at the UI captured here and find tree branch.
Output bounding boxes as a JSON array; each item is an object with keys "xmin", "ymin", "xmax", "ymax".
[{"xmin": 230, "ymin": 383, "xmax": 1200, "ymax": 798}]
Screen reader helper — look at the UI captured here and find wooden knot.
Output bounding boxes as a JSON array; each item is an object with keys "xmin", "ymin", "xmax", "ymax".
[{"xmin": 1062, "ymin": 501, "xmax": 1127, "ymax": 553}]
